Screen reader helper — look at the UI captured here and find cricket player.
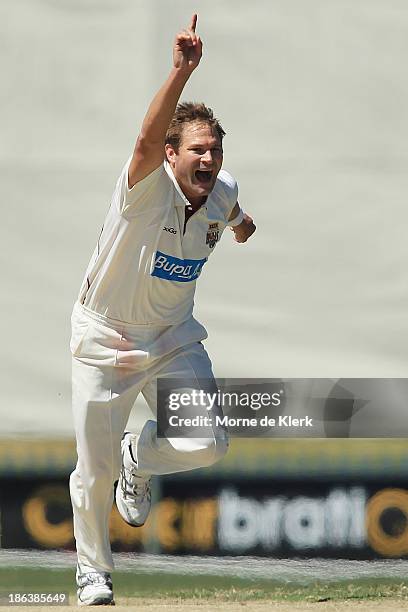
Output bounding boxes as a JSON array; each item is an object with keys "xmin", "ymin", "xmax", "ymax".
[{"xmin": 70, "ymin": 14, "xmax": 256, "ymax": 605}]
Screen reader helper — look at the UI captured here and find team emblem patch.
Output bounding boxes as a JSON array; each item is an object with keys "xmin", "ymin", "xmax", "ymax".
[{"xmin": 206, "ymin": 222, "xmax": 219, "ymax": 249}]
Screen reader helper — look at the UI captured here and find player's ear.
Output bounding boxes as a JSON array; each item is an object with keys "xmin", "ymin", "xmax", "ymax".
[{"xmin": 165, "ymin": 143, "xmax": 177, "ymax": 166}]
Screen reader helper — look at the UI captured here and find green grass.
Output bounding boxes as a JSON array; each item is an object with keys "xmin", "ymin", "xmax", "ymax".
[{"xmin": 1, "ymin": 568, "xmax": 408, "ymax": 603}]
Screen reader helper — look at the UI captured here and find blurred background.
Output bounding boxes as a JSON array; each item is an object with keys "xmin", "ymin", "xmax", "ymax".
[{"xmin": 1, "ymin": 0, "xmax": 408, "ymax": 561}]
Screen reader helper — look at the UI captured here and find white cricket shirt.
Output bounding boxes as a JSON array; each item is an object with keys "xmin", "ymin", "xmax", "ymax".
[{"xmin": 77, "ymin": 159, "xmax": 238, "ymax": 325}]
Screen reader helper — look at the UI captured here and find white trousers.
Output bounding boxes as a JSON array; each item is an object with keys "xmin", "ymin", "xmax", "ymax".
[{"xmin": 69, "ymin": 303, "xmax": 228, "ymax": 574}]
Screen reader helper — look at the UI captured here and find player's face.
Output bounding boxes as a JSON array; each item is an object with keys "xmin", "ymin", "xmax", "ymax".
[{"xmin": 165, "ymin": 122, "xmax": 223, "ymax": 206}]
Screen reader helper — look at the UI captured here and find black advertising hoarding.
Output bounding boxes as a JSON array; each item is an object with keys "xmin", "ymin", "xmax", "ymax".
[{"xmin": 1, "ymin": 477, "xmax": 408, "ymax": 559}]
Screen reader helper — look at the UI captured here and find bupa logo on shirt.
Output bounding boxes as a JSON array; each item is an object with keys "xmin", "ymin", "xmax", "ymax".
[{"xmin": 152, "ymin": 251, "xmax": 207, "ymax": 282}]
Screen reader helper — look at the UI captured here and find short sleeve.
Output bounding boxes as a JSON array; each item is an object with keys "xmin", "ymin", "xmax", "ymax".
[
  {"xmin": 217, "ymin": 169, "xmax": 239, "ymax": 220},
  {"xmin": 113, "ymin": 158, "xmax": 167, "ymax": 216}
]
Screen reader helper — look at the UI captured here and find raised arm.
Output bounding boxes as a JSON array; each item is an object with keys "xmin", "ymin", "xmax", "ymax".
[{"xmin": 128, "ymin": 14, "xmax": 202, "ymax": 189}]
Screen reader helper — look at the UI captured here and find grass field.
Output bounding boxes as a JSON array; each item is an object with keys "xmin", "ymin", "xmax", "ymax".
[{"xmin": 1, "ymin": 567, "xmax": 408, "ymax": 610}]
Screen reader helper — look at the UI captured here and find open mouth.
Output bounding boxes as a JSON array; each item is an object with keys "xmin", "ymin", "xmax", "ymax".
[{"xmin": 195, "ymin": 170, "xmax": 213, "ymax": 185}]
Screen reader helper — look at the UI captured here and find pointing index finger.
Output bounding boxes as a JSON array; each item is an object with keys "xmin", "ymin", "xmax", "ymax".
[{"xmin": 190, "ymin": 13, "xmax": 197, "ymax": 33}]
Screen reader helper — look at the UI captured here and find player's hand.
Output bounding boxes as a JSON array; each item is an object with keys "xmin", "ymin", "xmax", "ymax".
[
  {"xmin": 173, "ymin": 14, "xmax": 203, "ymax": 74},
  {"xmin": 231, "ymin": 214, "xmax": 256, "ymax": 243}
]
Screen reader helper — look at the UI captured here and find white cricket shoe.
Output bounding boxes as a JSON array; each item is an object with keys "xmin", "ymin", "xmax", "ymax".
[
  {"xmin": 115, "ymin": 431, "xmax": 152, "ymax": 527},
  {"xmin": 76, "ymin": 568, "xmax": 114, "ymax": 606}
]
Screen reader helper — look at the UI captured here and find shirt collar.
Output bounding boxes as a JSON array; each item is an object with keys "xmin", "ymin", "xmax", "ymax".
[{"xmin": 164, "ymin": 161, "xmax": 191, "ymax": 208}]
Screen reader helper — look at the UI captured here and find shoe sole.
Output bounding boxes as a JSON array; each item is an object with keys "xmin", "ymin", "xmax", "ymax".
[
  {"xmin": 114, "ymin": 481, "xmax": 146, "ymax": 528},
  {"xmin": 115, "ymin": 434, "xmax": 149, "ymax": 528},
  {"xmin": 78, "ymin": 596, "xmax": 115, "ymax": 606}
]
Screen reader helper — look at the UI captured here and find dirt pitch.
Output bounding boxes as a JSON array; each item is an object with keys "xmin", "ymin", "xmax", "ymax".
[{"xmin": 0, "ymin": 600, "xmax": 407, "ymax": 611}]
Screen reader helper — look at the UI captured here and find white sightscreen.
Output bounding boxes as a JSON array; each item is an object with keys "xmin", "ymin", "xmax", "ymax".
[{"xmin": 1, "ymin": 0, "xmax": 408, "ymax": 436}]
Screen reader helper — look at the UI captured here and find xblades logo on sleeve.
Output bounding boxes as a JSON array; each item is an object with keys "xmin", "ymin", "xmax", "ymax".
[{"xmin": 152, "ymin": 251, "xmax": 207, "ymax": 282}]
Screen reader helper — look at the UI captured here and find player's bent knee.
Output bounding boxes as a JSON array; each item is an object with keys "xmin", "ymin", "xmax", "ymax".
[
  {"xmin": 211, "ymin": 434, "xmax": 229, "ymax": 465},
  {"xmin": 189, "ymin": 434, "xmax": 229, "ymax": 468}
]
